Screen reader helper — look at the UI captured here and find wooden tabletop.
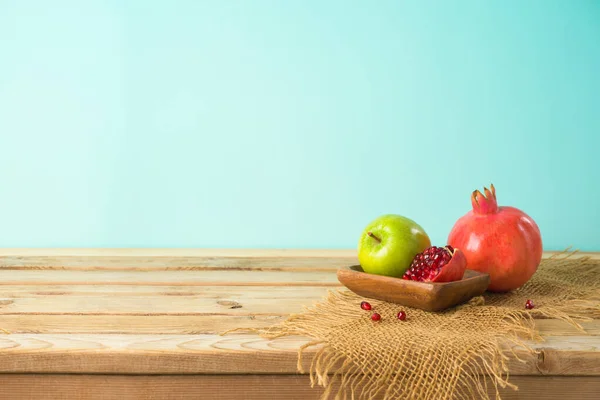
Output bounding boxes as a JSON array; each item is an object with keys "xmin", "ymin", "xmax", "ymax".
[{"xmin": 0, "ymin": 249, "xmax": 599, "ymax": 400}]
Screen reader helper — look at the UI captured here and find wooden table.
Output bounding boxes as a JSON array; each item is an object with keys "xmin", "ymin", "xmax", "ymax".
[{"xmin": 0, "ymin": 249, "xmax": 598, "ymax": 399}]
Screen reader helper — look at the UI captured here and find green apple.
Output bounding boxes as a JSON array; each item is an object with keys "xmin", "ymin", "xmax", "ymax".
[{"xmin": 358, "ymin": 214, "xmax": 431, "ymax": 278}]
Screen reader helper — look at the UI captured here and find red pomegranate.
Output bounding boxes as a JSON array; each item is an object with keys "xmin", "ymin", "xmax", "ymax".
[{"xmin": 447, "ymin": 184, "xmax": 543, "ymax": 292}]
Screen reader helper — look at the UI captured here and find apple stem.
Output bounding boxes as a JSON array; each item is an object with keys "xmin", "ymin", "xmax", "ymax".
[{"xmin": 367, "ymin": 232, "xmax": 381, "ymax": 243}]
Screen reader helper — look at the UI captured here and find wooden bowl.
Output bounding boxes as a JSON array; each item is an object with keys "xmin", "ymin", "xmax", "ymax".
[{"xmin": 337, "ymin": 265, "xmax": 490, "ymax": 312}]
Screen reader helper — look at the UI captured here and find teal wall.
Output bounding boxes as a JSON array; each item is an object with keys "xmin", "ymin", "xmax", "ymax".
[{"xmin": 0, "ymin": 1, "xmax": 598, "ymax": 250}]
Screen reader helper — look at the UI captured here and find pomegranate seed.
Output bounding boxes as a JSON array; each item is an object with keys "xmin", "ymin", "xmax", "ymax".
[
  {"xmin": 371, "ymin": 313, "xmax": 381, "ymax": 321},
  {"xmin": 397, "ymin": 311, "xmax": 407, "ymax": 321},
  {"xmin": 360, "ymin": 301, "xmax": 372, "ymax": 311},
  {"xmin": 402, "ymin": 245, "xmax": 455, "ymax": 282},
  {"xmin": 525, "ymin": 299, "xmax": 535, "ymax": 310}
]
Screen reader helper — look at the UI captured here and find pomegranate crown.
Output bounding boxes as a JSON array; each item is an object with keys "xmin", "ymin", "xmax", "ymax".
[{"xmin": 471, "ymin": 184, "xmax": 498, "ymax": 214}]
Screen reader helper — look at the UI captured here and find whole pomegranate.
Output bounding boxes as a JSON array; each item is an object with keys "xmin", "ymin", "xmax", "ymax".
[{"xmin": 447, "ymin": 184, "xmax": 543, "ymax": 292}]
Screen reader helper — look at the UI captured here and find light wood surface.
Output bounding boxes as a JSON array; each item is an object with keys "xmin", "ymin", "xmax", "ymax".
[
  {"xmin": 0, "ymin": 327, "xmax": 599, "ymax": 375},
  {"xmin": 0, "ymin": 249, "xmax": 598, "ymax": 399},
  {"xmin": 0, "ymin": 375, "xmax": 598, "ymax": 400}
]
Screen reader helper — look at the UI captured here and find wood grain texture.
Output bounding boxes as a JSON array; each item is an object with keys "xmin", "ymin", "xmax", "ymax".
[
  {"xmin": 0, "ymin": 285, "xmax": 332, "ymax": 314},
  {"xmin": 0, "ymin": 375, "xmax": 598, "ymax": 400},
  {"xmin": 0, "ymin": 325, "xmax": 598, "ymax": 375},
  {"xmin": 0, "ymin": 248, "xmax": 598, "ymax": 398},
  {"xmin": 0, "ymin": 270, "xmax": 342, "ymax": 286},
  {"xmin": 0, "ymin": 256, "xmax": 354, "ymax": 271},
  {"xmin": 0, "ymin": 314, "xmax": 285, "ymax": 334},
  {"xmin": 2, "ymin": 310, "xmax": 600, "ymax": 336},
  {"xmin": 0, "ymin": 250, "xmax": 594, "ymax": 271}
]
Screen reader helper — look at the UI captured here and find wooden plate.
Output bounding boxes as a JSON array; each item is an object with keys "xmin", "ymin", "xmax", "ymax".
[{"xmin": 337, "ymin": 265, "xmax": 490, "ymax": 312}]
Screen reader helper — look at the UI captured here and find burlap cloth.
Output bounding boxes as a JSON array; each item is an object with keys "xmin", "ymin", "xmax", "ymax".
[{"xmin": 225, "ymin": 251, "xmax": 600, "ymax": 400}]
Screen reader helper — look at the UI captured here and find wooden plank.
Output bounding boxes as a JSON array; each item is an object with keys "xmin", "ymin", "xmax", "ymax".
[
  {"xmin": 0, "ymin": 279, "xmax": 597, "ymax": 334},
  {"xmin": 0, "ymin": 284, "xmax": 333, "ymax": 299},
  {"xmin": 0, "ymin": 332, "xmax": 598, "ymax": 375},
  {"xmin": 0, "ymin": 334, "xmax": 307, "ymax": 374},
  {"xmin": 0, "ymin": 314, "xmax": 285, "ymax": 334},
  {"xmin": 0, "ymin": 286, "xmax": 332, "ymax": 315},
  {"xmin": 0, "ymin": 249, "xmax": 358, "ymax": 272},
  {"xmin": 535, "ymin": 319, "xmax": 600, "ymax": 335},
  {"xmin": 0, "ymin": 270, "xmax": 342, "ymax": 286},
  {"xmin": 0, "ymin": 302, "xmax": 598, "ymax": 334},
  {"xmin": 0, "ymin": 250, "xmax": 594, "ymax": 271},
  {"xmin": 0, "ymin": 256, "xmax": 354, "ymax": 271},
  {"xmin": 0, "ymin": 374, "xmax": 598, "ymax": 400}
]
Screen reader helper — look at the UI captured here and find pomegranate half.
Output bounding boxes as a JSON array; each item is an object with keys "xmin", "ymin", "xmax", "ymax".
[
  {"xmin": 402, "ymin": 245, "xmax": 467, "ymax": 283},
  {"xmin": 447, "ymin": 184, "xmax": 543, "ymax": 292}
]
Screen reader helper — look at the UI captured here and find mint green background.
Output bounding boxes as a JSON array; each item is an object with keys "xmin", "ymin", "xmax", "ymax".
[{"xmin": 0, "ymin": 1, "xmax": 598, "ymax": 250}]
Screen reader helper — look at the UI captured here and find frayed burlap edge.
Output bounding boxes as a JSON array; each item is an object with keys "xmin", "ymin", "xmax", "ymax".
[{"xmin": 223, "ymin": 250, "xmax": 600, "ymax": 400}]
